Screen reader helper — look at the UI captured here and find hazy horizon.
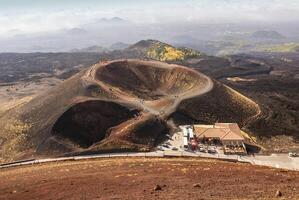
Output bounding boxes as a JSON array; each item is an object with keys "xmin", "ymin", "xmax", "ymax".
[
  {"xmin": 1, "ymin": 0, "xmax": 299, "ymax": 37},
  {"xmin": 1, "ymin": 0, "xmax": 299, "ymax": 53}
]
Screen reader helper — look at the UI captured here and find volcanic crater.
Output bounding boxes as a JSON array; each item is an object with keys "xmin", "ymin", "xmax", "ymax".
[
  {"xmin": 95, "ymin": 60, "xmax": 208, "ymax": 100},
  {"xmin": 0, "ymin": 59, "xmax": 260, "ymax": 162}
]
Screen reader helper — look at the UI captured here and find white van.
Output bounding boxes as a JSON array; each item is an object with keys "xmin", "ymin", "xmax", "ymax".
[
  {"xmin": 183, "ymin": 128, "xmax": 188, "ymax": 137},
  {"xmin": 188, "ymin": 128, "xmax": 194, "ymax": 139},
  {"xmin": 183, "ymin": 137, "xmax": 189, "ymax": 149}
]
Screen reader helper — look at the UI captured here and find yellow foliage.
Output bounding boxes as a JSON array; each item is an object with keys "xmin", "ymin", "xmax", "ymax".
[
  {"xmin": 161, "ymin": 46, "xmax": 185, "ymax": 61},
  {"xmin": 147, "ymin": 44, "xmax": 199, "ymax": 61},
  {"xmin": 256, "ymin": 43, "xmax": 299, "ymax": 53},
  {"xmin": 0, "ymin": 119, "xmax": 32, "ymax": 161},
  {"xmin": 4, "ymin": 119, "xmax": 32, "ymax": 138}
]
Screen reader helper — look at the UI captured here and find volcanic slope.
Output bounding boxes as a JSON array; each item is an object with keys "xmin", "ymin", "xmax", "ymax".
[
  {"xmin": 0, "ymin": 59, "xmax": 259, "ymax": 163},
  {"xmin": 103, "ymin": 39, "xmax": 204, "ymax": 62}
]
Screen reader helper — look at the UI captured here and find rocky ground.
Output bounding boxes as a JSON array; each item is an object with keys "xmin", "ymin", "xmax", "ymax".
[{"xmin": 0, "ymin": 157, "xmax": 298, "ymax": 200}]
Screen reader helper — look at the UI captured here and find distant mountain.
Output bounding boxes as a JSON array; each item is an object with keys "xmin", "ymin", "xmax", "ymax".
[
  {"xmin": 128, "ymin": 39, "xmax": 158, "ymax": 50},
  {"xmin": 93, "ymin": 17, "xmax": 126, "ymax": 24},
  {"xmin": 110, "ymin": 17, "xmax": 125, "ymax": 22},
  {"xmin": 126, "ymin": 39, "xmax": 203, "ymax": 61},
  {"xmin": 250, "ymin": 30, "xmax": 285, "ymax": 40},
  {"xmin": 66, "ymin": 28, "xmax": 88, "ymax": 35},
  {"xmin": 70, "ymin": 45, "xmax": 109, "ymax": 53},
  {"xmin": 109, "ymin": 42, "xmax": 130, "ymax": 50}
]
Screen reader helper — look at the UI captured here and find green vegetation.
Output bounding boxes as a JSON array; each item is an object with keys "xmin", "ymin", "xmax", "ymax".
[
  {"xmin": 255, "ymin": 43, "xmax": 299, "ymax": 53},
  {"xmin": 146, "ymin": 42, "xmax": 201, "ymax": 61},
  {"xmin": 216, "ymin": 40, "xmax": 250, "ymax": 55}
]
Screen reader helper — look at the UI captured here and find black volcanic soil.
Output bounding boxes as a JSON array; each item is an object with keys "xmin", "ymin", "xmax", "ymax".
[
  {"xmin": 52, "ymin": 100, "xmax": 139, "ymax": 148},
  {"xmin": 215, "ymin": 52, "xmax": 299, "ymax": 152},
  {"xmin": 170, "ymin": 52, "xmax": 299, "ymax": 153},
  {"xmin": 171, "ymin": 81, "xmax": 259, "ymax": 127},
  {"xmin": 223, "ymin": 75, "xmax": 299, "ymax": 152},
  {"xmin": 0, "ymin": 53, "xmax": 101, "ymax": 84}
]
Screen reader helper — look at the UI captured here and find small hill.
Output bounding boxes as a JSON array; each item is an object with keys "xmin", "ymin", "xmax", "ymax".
[
  {"xmin": 66, "ymin": 28, "xmax": 88, "ymax": 35},
  {"xmin": 254, "ymin": 43, "xmax": 299, "ymax": 53},
  {"xmin": 250, "ymin": 30, "xmax": 285, "ymax": 40},
  {"xmin": 127, "ymin": 40, "xmax": 203, "ymax": 61},
  {"xmin": 109, "ymin": 42, "xmax": 130, "ymax": 50},
  {"xmin": 94, "ymin": 17, "xmax": 126, "ymax": 24},
  {"xmin": 70, "ymin": 46, "xmax": 109, "ymax": 53}
]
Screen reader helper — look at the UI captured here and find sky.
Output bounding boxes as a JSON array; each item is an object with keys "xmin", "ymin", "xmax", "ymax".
[{"xmin": 1, "ymin": 0, "xmax": 299, "ymax": 37}]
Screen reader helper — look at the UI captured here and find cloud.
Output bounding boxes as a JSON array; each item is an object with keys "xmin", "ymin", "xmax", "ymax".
[
  {"xmin": 117, "ymin": 0, "xmax": 299, "ymax": 23},
  {"xmin": 0, "ymin": 9, "xmax": 115, "ymax": 37},
  {"xmin": 0, "ymin": 0, "xmax": 299, "ymax": 38}
]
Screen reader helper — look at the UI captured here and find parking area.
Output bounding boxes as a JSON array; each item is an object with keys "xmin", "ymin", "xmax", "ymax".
[
  {"xmin": 155, "ymin": 127, "xmax": 299, "ymax": 171},
  {"xmin": 156, "ymin": 128, "xmax": 225, "ymax": 156},
  {"xmin": 156, "ymin": 131, "xmax": 183, "ymax": 152},
  {"xmin": 157, "ymin": 124, "xmax": 251, "ymax": 157}
]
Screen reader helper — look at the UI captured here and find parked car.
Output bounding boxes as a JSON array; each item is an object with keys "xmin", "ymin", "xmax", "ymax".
[
  {"xmin": 165, "ymin": 134, "xmax": 172, "ymax": 139},
  {"xmin": 157, "ymin": 146, "xmax": 164, "ymax": 151},
  {"xmin": 289, "ymin": 152, "xmax": 298, "ymax": 157},
  {"xmin": 199, "ymin": 147, "xmax": 206, "ymax": 153},
  {"xmin": 162, "ymin": 144, "xmax": 170, "ymax": 148},
  {"xmin": 172, "ymin": 147, "xmax": 178, "ymax": 151},
  {"xmin": 208, "ymin": 148, "xmax": 216, "ymax": 154}
]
